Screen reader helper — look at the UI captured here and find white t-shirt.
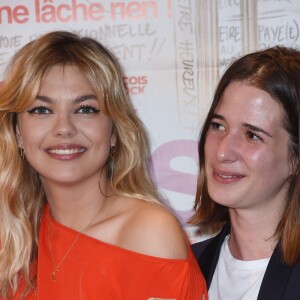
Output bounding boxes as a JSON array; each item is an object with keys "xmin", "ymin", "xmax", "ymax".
[{"xmin": 209, "ymin": 235, "xmax": 270, "ymax": 300}]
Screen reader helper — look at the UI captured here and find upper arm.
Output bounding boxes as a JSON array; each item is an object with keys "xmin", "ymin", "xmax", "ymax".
[{"xmin": 120, "ymin": 203, "xmax": 188, "ymax": 259}]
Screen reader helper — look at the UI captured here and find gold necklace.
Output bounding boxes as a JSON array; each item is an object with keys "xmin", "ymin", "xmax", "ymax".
[{"xmin": 47, "ymin": 209, "xmax": 100, "ymax": 281}]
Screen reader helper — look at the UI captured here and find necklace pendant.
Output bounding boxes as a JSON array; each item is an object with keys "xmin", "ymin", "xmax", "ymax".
[{"xmin": 51, "ymin": 269, "xmax": 58, "ymax": 281}]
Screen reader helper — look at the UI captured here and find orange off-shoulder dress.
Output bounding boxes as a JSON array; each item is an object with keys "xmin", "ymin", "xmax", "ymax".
[{"xmin": 14, "ymin": 207, "xmax": 208, "ymax": 299}]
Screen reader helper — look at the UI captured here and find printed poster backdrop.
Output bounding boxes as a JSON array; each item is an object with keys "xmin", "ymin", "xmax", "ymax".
[{"xmin": 0, "ymin": 0, "xmax": 299, "ymax": 242}]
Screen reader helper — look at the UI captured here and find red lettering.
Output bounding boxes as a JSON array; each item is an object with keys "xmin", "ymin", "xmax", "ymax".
[
  {"xmin": 0, "ymin": 5, "xmax": 29, "ymax": 24},
  {"xmin": 111, "ymin": 3, "xmax": 125, "ymax": 20},
  {"xmin": 72, "ymin": 0, "xmax": 88, "ymax": 22},
  {"xmin": 124, "ymin": 76, "xmax": 148, "ymax": 95},
  {"xmin": 126, "ymin": 86, "xmax": 145, "ymax": 95},
  {"xmin": 57, "ymin": 4, "xmax": 71, "ymax": 23},
  {"xmin": 41, "ymin": 5, "xmax": 56, "ymax": 23},
  {"xmin": 124, "ymin": 76, "xmax": 148, "ymax": 85},
  {"xmin": 145, "ymin": 0, "xmax": 158, "ymax": 19},
  {"xmin": 0, "ymin": 6, "xmax": 12, "ymax": 24},
  {"xmin": 137, "ymin": 86, "xmax": 145, "ymax": 93},
  {"xmin": 141, "ymin": 76, "xmax": 148, "ymax": 84},
  {"xmin": 88, "ymin": 3, "xmax": 104, "ymax": 21},
  {"xmin": 35, "ymin": 0, "xmax": 40, "ymax": 22},
  {"xmin": 13, "ymin": 6, "xmax": 29, "ymax": 23},
  {"xmin": 36, "ymin": 0, "xmax": 105, "ymax": 23},
  {"xmin": 111, "ymin": 1, "xmax": 158, "ymax": 20},
  {"xmin": 127, "ymin": 2, "xmax": 142, "ymax": 19}
]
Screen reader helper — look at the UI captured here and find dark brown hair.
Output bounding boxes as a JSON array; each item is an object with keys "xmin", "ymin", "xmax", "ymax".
[{"xmin": 191, "ymin": 46, "xmax": 300, "ymax": 265}]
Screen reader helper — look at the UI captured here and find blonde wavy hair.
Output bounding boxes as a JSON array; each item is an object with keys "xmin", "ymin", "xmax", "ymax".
[{"xmin": 0, "ymin": 31, "xmax": 160, "ymax": 298}]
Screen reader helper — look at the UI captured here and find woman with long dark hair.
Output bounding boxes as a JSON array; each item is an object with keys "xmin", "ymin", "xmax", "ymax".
[{"xmin": 191, "ymin": 46, "xmax": 300, "ymax": 300}]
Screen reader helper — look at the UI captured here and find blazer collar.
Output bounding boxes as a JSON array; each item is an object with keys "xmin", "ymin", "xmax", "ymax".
[
  {"xmin": 198, "ymin": 222, "xmax": 294, "ymax": 299},
  {"xmin": 258, "ymin": 245, "xmax": 294, "ymax": 300},
  {"xmin": 197, "ymin": 222, "xmax": 230, "ymax": 288}
]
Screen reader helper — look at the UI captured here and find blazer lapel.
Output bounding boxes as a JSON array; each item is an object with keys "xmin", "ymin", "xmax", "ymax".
[
  {"xmin": 197, "ymin": 223, "xmax": 230, "ymax": 288},
  {"xmin": 197, "ymin": 223, "xmax": 295, "ymax": 298},
  {"xmin": 258, "ymin": 245, "xmax": 293, "ymax": 300}
]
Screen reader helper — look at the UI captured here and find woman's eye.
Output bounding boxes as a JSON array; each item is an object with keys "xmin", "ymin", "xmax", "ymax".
[
  {"xmin": 210, "ymin": 121, "xmax": 225, "ymax": 131},
  {"xmin": 246, "ymin": 131, "xmax": 262, "ymax": 142},
  {"xmin": 76, "ymin": 105, "xmax": 100, "ymax": 114},
  {"xmin": 27, "ymin": 106, "xmax": 51, "ymax": 114}
]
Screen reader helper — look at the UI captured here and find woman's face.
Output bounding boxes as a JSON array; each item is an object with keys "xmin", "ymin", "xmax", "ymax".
[
  {"xmin": 204, "ymin": 81, "xmax": 291, "ymax": 212},
  {"xmin": 17, "ymin": 64, "xmax": 115, "ymax": 186}
]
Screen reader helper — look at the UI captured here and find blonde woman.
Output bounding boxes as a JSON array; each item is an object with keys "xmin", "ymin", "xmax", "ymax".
[{"xmin": 0, "ymin": 31, "xmax": 207, "ymax": 299}]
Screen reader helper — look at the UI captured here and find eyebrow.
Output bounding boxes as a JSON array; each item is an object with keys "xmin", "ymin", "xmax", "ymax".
[
  {"xmin": 211, "ymin": 114, "xmax": 224, "ymax": 121},
  {"xmin": 36, "ymin": 94, "xmax": 97, "ymax": 104},
  {"xmin": 211, "ymin": 113, "xmax": 273, "ymax": 138},
  {"xmin": 243, "ymin": 123, "xmax": 273, "ymax": 138}
]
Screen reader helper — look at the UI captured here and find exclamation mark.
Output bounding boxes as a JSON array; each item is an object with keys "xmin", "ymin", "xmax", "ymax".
[{"xmin": 167, "ymin": 0, "xmax": 172, "ymax": 17}]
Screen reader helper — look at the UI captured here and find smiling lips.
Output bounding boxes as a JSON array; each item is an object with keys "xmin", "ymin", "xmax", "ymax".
[
  {"xmin": 46, "ymin": 144, "xmax": 87, "ymax": 160},
  {"xmin": 213, "ymin": 169, "xmax": 245, "ymax": 184}
]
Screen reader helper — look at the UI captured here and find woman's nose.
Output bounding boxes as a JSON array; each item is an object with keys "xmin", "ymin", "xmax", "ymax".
[
  {"xmin": 216, "ymin": 133, "xmax": 239, "ymax": 163},
  {"xmin": 53, "ymin": 114, "xmax": 77, "ymax": 138}
]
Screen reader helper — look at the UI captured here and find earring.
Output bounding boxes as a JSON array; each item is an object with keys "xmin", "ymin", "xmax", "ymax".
[
  {"xmin": 108, "ymin": 146, "xmax": 116, "ymax": 182},
  {"xmin": 109, "ymin": 146, "xmax": 116, "ymax": 159},
  {"xmin": 20, "ymin": 148, "xmax": 25, "ymax": 160}
]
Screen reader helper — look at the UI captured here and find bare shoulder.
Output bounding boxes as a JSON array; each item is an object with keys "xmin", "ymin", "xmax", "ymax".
[{"xmin": 118, "ymin": 198, "xmax": 188, "ymax": 260}]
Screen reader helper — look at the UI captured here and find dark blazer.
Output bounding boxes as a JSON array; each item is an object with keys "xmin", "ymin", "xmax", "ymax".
[{"xmin": 192, "ymin": 223, "xmax": 300, "ymax": 300}]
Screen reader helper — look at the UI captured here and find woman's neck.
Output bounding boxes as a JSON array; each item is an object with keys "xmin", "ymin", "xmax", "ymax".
[
  {"xmin": 228, "ymin": 208, "xmax": 281, "ymax": 260},
  {"xmin": 42, "ymin": 177, "xmax": 110, "ymax": 231}
]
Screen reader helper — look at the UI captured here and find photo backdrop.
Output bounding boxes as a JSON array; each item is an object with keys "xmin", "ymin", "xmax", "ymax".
[{"xmin": 1, "ymin": 0, "xmax": 299, "ymax": 242}]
